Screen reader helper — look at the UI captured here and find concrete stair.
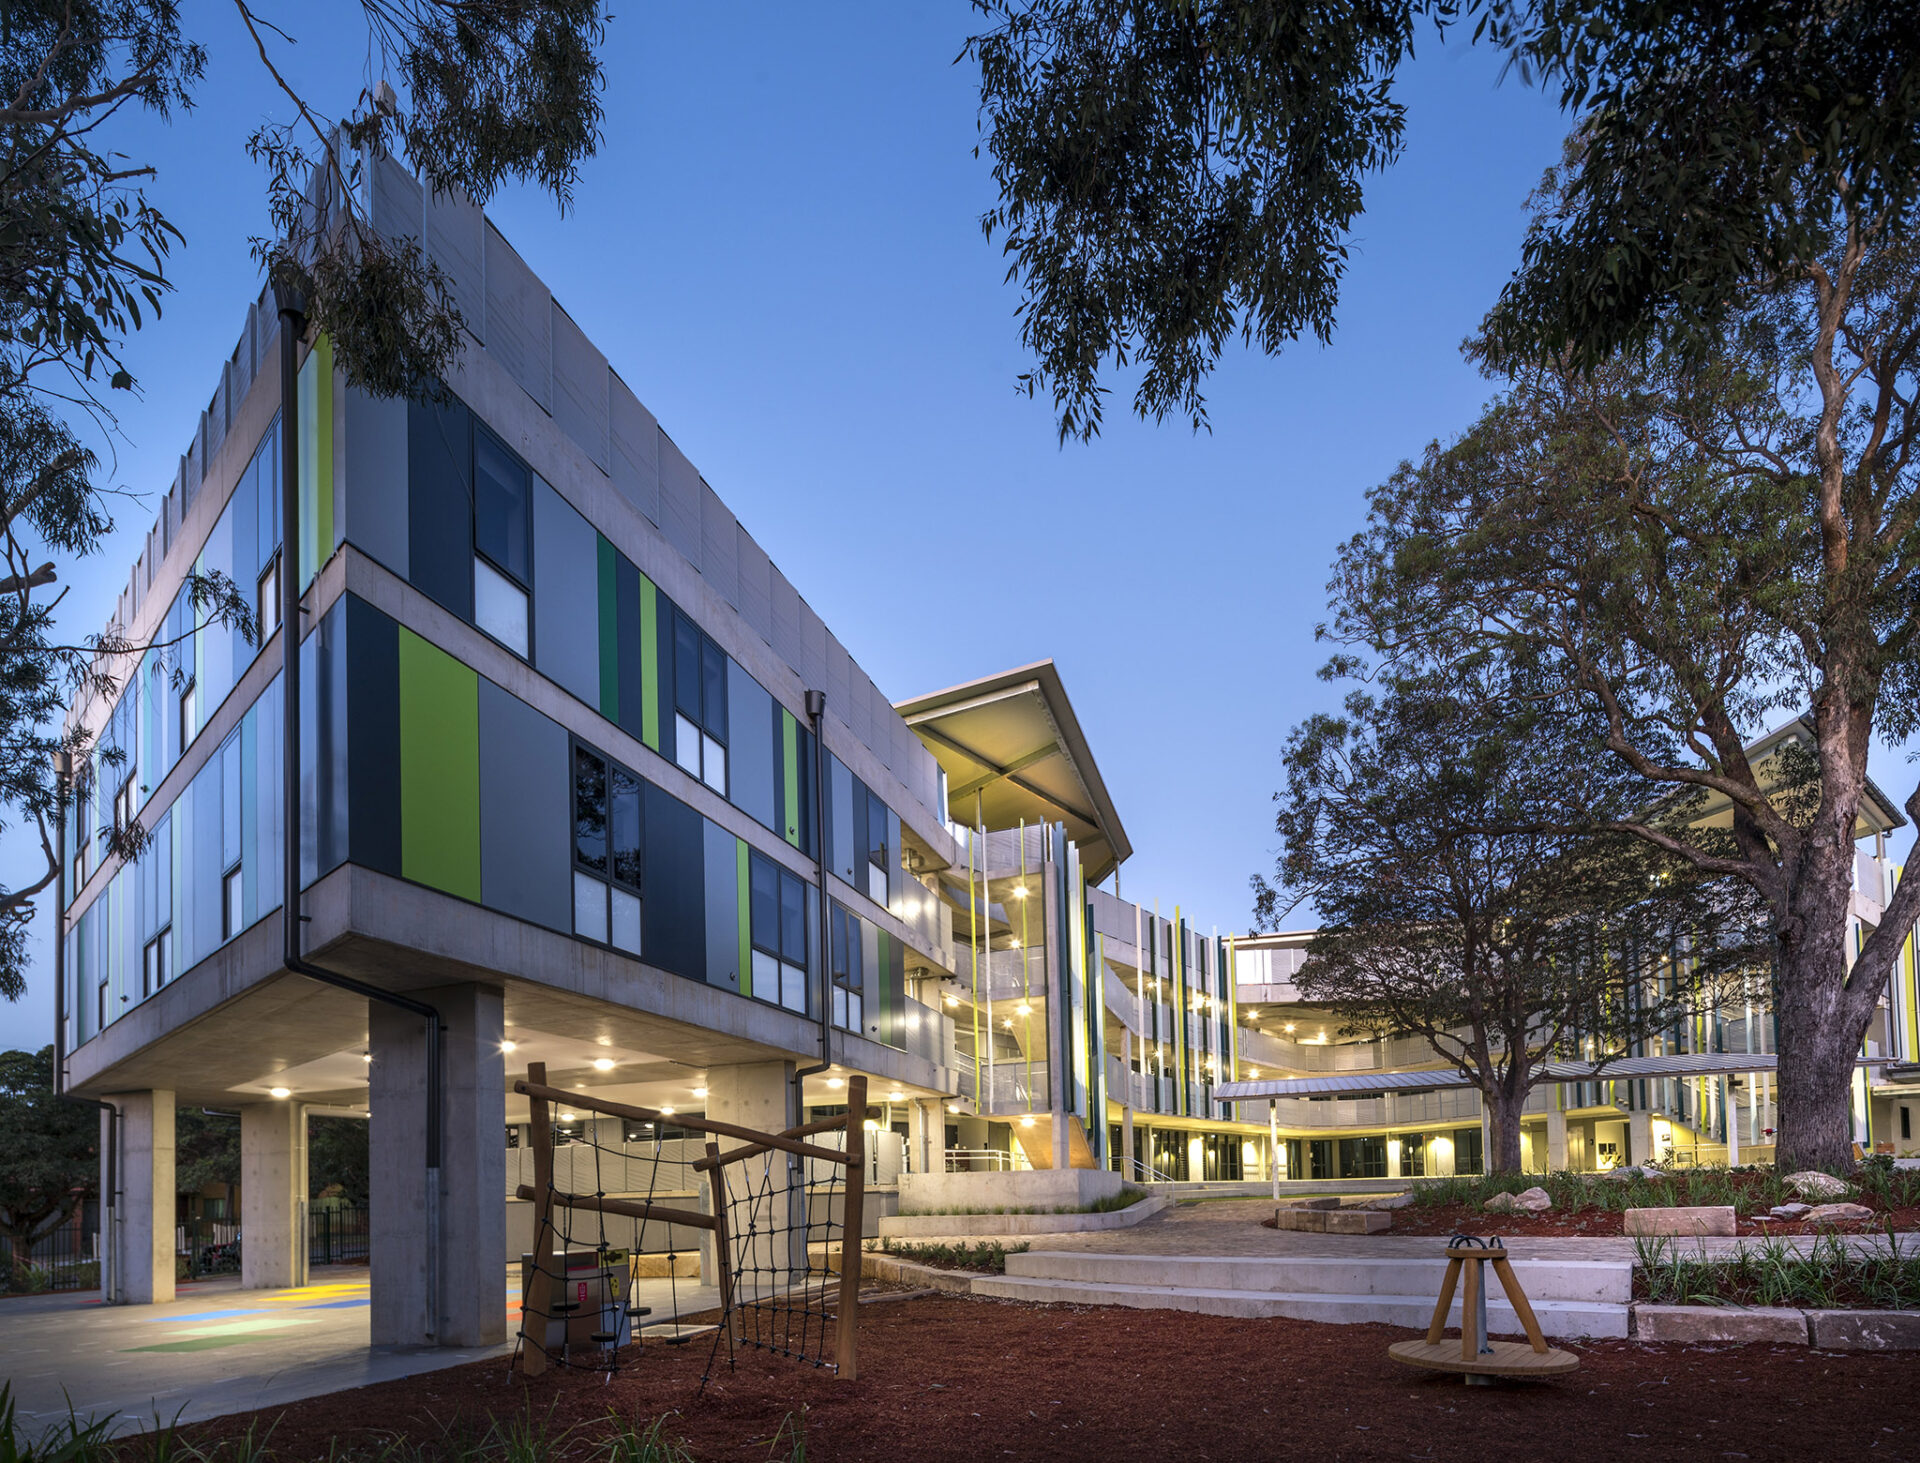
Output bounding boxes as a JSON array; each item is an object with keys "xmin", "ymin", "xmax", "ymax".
[{"xmin": 971, "ymin": 1251, "xmax": 1630, "ymax": 1338}]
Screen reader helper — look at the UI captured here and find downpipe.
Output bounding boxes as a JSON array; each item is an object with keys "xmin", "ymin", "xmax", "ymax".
[
  {"xmin": 273, "ymin": 279, "xmax": 444, "ymax": 1344},
  {"xmin": 790, "ymin": 690, "xmax": 832, "ymax": 1277}
]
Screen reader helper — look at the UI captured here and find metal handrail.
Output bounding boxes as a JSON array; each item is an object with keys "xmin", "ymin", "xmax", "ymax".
[
  {"xmin": 944, "ymin": 1148, "xmax": 1015, "ymax": 1172},
  {"xmin": 1125, "ymin": 1157, "xmax": 1176, "ymax": 1184}
]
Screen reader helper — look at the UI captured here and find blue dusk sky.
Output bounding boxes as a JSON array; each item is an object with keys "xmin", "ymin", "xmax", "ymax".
[{"xmin": 0, "ymin": 6, "xmax": 1687, "ymax": 1044}]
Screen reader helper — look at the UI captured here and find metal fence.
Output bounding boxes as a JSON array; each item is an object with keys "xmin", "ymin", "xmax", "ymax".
[
  {"xmin": 0, "ymin": 1218, "xmax": 99, "ymax": 1294},
  {"xmin": 309, "ymin": 1204, "xmax": 370, "ymax": 1266}
]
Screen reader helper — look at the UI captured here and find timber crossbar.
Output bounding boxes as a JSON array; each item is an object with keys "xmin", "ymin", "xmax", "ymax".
[{"xmin": 514, "ymin": 1078, "xmax": 849, "ymax": 1166}]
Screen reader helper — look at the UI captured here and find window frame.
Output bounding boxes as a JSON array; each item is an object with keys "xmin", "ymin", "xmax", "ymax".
[
  {"xmin": 470, "ymin": 422, "xmax": 534, "ymax": 660},
  {"xmin": 570, "ymin": 737, "xmax": 643, "ymax": 955},
  {"xmin": 748, "ymin": 849, "xmax": 810, "ymax": 1015},
  {"xmin": 221, "ymin": 863, "xmax": 243, "ymax": 941},
  {"xmin": 670, "ymin": 609, "xmax": 729, "ymax": 796},
  {"xmin": 257, "ymin": 550, "xmax": 282, "ymax": 641}
]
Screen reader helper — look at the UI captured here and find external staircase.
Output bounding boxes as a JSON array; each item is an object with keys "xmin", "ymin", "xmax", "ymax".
[{"xmin": 971, "ymin": 1250, "xmax": 1630, "ymax": 1338}]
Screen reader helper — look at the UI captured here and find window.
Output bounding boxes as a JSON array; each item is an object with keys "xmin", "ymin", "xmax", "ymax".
[
  {"xmin": 1903, "ymin": 1106, "xmax": 1912, "ymax": 1141},
  {"xmin": 112, "ymin": 771, "xmax": 137, "ymax": 838},
  {"xmin": 221, "ymin": 865, "xmax": 243, "ymax": 940},
  {"xmin": 830, "ymin": 902, "xmax": 864, "ymax": 1033},
  {"xmin": 865, "ymin": 791, "xmax": 889, "ymax": 905},
  {"xmin": 671, "ymin": 610, "xmax": 728, "ymax": 795},
  {"xmin": 472, "ymin": 427, "xmax": 530, "ymax": 656},
  {"xmin": 257, "ymin": 552, "xmax": 281, "ymax": 640},
  {"xmin": 97, "ymin": 977, "xmax": 108, "ymax": 1031},
  {"xmin": 572, "ymin": 743, "xmax": 642, "ymax": 954},
  {"xmin": 750, "ymin": 851, "xmax": 809, "ymax": 1014},
  {"xmin": 178, "ymin": 678, "xmax": 196, "ymax": 756},
  {"xmin": 142, "ymin": 930, "xmax": 171, "ymax": 997},
  {"xmin": 72, "ymin": 766, "xmax": 92, "ymax": 885}
]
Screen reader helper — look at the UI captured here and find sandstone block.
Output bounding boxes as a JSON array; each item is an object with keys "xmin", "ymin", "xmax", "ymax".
[
  {"xmin": 1784, "ymin": 1170, "xmax": 1852, "ymax": 1201},
  {"xmin": 1806, "ymin": 1310, "xmax": 1920, "ymax": 1350},
  {"xmin": 1633, "ymin": 1305, "xmax": 1807, "ymax": 1345},
  {"xmin": 1805, "ymin": 1202, "xmax": 1874, "ymax": 1223},
  {"xmin": 1323, "ymin": 1210, "xmax": 1391, "ymax": 1234},
  {"xmin": 1291, "ymin": 1197, "xmax": 1342, "ymax": 1210},
  {"xmin": 1365, "ymin": 1193, "xmax": 1415, "ymax": 1211},
  {"xmin": 1623, "ymin": 1205, "xmax": 1737, "ymax": 1237}
]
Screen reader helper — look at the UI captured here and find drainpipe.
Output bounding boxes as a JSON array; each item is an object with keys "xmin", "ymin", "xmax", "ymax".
[
  {"xmin": 272, "ymin": 278, "xmax": 444, "ymax": 1343},
  {"xmin": 794, "ymin": 690, "xmax": 833, "ymax": 1113},
  {"xmin": 52, "ymin": 746, "xmax": 120, "ymax": 1304}
]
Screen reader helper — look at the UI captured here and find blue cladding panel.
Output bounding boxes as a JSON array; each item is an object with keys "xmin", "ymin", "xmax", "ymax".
[
  {"xmin": 704, "ymin": 820, "xmax": 740, "ymax": 991},
  {"xmin": 640, "ymin": 781, "xmax": 704, "ymax": 981},
  {"xmin": 478, "ymin": 678, "xmax": 571, "ymax": 932},
  {"xmin": 727, "ymin": 661, "xmax": 776, "ymax": 832},
  {"xmin": 531, "ymin": 478, "xmax": 600, "ymax": 707}
]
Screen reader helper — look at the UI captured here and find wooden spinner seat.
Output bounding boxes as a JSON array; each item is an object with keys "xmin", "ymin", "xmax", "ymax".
[{"xmin": 1388, "ymin": 1234, "xmax": 1579, "ymax": 1383}]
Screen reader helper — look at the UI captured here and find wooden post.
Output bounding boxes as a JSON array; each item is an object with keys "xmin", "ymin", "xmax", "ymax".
[
  {"xmin": 836, "ymin": 1075, "xmax": 867, "ymax": 1380},
  {"xmin": 705, "ymin": 1140, "xmax": 737, "ymax": 1345},
  {"xmin": 1426, "ymin": 1257, "xmax": 1462, "ymax": 1345},
  {"xmin": 518, "ymin": 1062, "xmax": 554, "ymax": 1377},
  {"xmin": 1459, "ymin": 1253, "xmax": 1480, "ymax": 1362},
  {"xmin": 1490, "ymin": 1256, "xmax": 1550, "ymax": 1354}
]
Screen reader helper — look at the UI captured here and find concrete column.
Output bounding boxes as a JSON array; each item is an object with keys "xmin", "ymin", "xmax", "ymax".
[
  {"xmin": 370, "ymin": 983, "xmax": 505, "ymax": 1348},
  {"xmin": 707, "ymin": 1061, "xmax": 802, "ymax": 1284},
  {"xmin": 1387, "ymin": 1137, "xmax": 1402, "ymax": 1180},
  {"xmin": 1121, "ymin": 1105, "xmax": 1136, "ymax": 1180},
  {"xmin": 241, "ymin": 1101, "xmax": 309, "ymax": 1288},
  {"xmin": 1628, "ymin": 1108, "xmax": 1653, "ymax": 1168},
  {"xmin": 1547, "ymin": 1098, "xmax": 1569, "ymax": 1173},
  {"xmin": 111, "ymin": 1090, "xmax": 176, "ymax": 1305}
]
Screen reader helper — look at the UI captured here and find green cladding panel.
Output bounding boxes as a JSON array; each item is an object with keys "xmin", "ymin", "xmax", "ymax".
[
  {"xmin": 597, "ymin": 535, "xmax": 618, "ymax": 719},
  {"xmin": 640, "ymin": 574, "xmax": 661, "ymax": 752},
  {"xmin": 781, "ymin": 709, "xmax": 800, "ymax": 847},
  {"xmin": 398, "ymin": 627, "xmax": 481, "ymax": 900}
]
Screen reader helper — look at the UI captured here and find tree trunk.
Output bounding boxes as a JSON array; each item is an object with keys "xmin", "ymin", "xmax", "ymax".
[
  {"xmin": 1484, "ymin": 1088, "xmax": 1528, "ymax": 1175},
  {"xmin": 1773, "ymin": 846, "xmax": 1874, "ymax": 1173}
]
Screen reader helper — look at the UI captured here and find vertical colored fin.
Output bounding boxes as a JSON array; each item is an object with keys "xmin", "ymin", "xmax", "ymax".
[
  {"xmin": 640, "ymin": 574, "xmax": 660, "ymax": 750},
  {"xmin": 781, "ymin": 709, "xmax": 800, "ymax": 847},
  {"xmin": 736, "ymin": 838, "xmax": 751, "ymax": 998},
  {"xmin": 397, "ymin": 628, "xmax": 481, "ymax": 900},
  {"xmin": 597, "ymin": 535, "xmax": 617, "ymax": 718}
]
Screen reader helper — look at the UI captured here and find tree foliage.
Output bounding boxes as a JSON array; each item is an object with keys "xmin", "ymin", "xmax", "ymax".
[
  {"xmin": 963, "ymin": 0, "xmax": 1920, "ymax": 436},
  {"xmin": 0, "ymin": 0, "xmax": 609, "ymax": 1001},
  {"xmin": 0, "ymin": 1046, "xmax": 97, "ymax": 1276},
  {"xmin": 1256, "ymin": 663, "xmax": 1761, "ymax": 1172},
  {"xmin": 1329, "ymin": 165, "xmax": 1920, "ymax": 1169}
]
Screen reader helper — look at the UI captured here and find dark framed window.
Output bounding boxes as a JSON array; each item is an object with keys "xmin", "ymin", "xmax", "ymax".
[
  {"xmin": 830, "ymin": 901, "xmax": 864, "ymax": 1033},
  {"xmin": 472, "ymin": 425, "xmax": 531, "ymax": 657},
  {"xmin": 221, "ymin": 864, "xmax": 242, "ymax": 940},
  {"xmin": 671, "ymin": 610, "xmax": 728, "ymax": 795},
  {"xmin": 749, "ymin": 850, "xmax": 808, "ymax": 1014},
  {"xmin": 257, "ymin": 551, "xmax": 282, "ymax": 640},
  {"xmin": 178, "ymin": 678, "xmax": 196, "ymax": 757},
  {"xmin": 112, "ymin": 771, "xmax": 137, "ymax": 838},
  {"xmin": 572, "ymin": 741, "xmax": 642, "ymax": 954},
  {"xmin": 142, "ymin": 929, "xmax": 171, "ymax": 997}
]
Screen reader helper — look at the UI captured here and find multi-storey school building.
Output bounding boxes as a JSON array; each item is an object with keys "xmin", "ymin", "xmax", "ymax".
[{"xmin": 53, "ymin": 157, "xmax": 1920, "ymax": 1350}]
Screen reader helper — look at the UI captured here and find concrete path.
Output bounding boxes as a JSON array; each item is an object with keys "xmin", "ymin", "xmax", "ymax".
[{"xmin": 0, "ymin": 1265, "xmax": 721, "ymax": 1440}]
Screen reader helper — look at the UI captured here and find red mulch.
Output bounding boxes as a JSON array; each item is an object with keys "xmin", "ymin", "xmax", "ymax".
[{"xmin": 159, "ymin": 1295, "xmax": 1912, "ymax": 1463}]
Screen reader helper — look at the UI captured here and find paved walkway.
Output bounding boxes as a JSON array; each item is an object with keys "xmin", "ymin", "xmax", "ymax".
[
  {"xmin": 976, "ymin": 1197, "xmax": 1919, "ymax": 1261},
  {"xmin": 0, "ymin": 1266, "xmax": 721, "ymax": 1440}
]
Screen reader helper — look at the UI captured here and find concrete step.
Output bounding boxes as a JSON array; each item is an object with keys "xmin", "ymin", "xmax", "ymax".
[
  {"xmin": 971, "ymin": 1273, "xmax": 1628, "ymax": 1338},
  {"xmin": 1006, "ymin": 1251, "xmax": 1630, "ymax": 1305}
]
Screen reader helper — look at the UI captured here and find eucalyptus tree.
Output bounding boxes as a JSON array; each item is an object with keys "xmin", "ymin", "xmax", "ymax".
[
  {"xmin": 0, "ymin": 0, "xmax": 608, "ymax": 999},
  {"xmin": 1331, "ymin": 181, "xmax": 1920, "ymax": 1168},
  {"xmin": 963, "ymin": 0, "xmax": 1919, "ymax": 438},
  {"xmin": 1257, "ymin": 664, "xmax": 1762, "ymax": 1174}
]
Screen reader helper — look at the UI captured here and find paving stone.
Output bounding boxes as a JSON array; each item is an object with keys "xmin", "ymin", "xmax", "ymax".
[
  {"xmin": 1622, "ymin": 1206, "xmax": 1737, "ymax": 1237},
  {"xmin": 1633, "ymin": 1305, "xmax": 1807, "ymax": 1345},
  {"xmin": 1806, "ymin": 1310, "xmax": 1920, "ymax": 1350}
]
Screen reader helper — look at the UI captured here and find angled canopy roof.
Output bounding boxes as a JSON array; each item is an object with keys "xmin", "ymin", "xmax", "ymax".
[
  {"xmin": 1669, "ymin": 716, "xmax": 1907, "ymax": 838},
  {"xmin": 895, "ymin": 660, "xmax": 1131, "ymax": 883}
]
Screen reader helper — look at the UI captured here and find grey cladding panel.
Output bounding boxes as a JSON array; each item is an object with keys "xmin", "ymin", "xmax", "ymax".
[
  {"xmin": 372, "ymin": 156, "xmax": 423, "ymax": 245},
  {"xmin": 871, "ymin": 681, "xmax": 898, "ymax": 773},
  {"xmin": 848, "ymin": 668, "xmax": 873, "ymax": 752},
  {"xmin": 478, "ymin": 679, "xmax": 571, "ymax": 932},
  {"xmin": 609, "ymin": 378, "xmax": 660, "ymax": 525},
  {"xmin": 829, "ymin": 757, "xmax": 855, "ymax": 884},
  {"xmin": 703, "ymin": 822, "xmax": 740, "ymax": 991},
  {"xmin": 424, "ymin": 185, "xmax": 486, "ymax": 339},
  {"xmin": 700, "ymin": 484, "xmax": 738, "ymax": 607},
  {"xmin": 727, "ymin": 661, "xmax": 776, "ymax": 830},
  {"xmin": 551, "ymin": 303, "xmax": 610, "ymax": 472},
  {"xmin": 532, "ymin": 477, "xmax": 600, "ymax": 707},
  {"xmin": 484, "ymin": 225, "xmax": 551, "ymax": 411},
  {"xmin": 801, "ymin": 604, "xmax": 827, "ymax": 697},
  {"xmin": 736, "ymin": 527, "xmax": 771, "ymax": 645},
  {"xmin": 658, "ymin": 432, "xmax": 702, "ymax": 567},
  {"xmin": 341, "ymin": 385, "xmax": 409, "ymax": 577},
  {"xmin": 770, "ymin": 569, "xmax": 804, "ymax": 675},
  {"xmin": 824, "ymin": 635, "xmax": 851, "ymax": 727}
]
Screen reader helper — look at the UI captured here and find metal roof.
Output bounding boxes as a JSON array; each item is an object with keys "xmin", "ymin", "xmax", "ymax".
[{"xmin": 1213, "ymin": 1050, "xmax": 1865, "ymax": 1102}]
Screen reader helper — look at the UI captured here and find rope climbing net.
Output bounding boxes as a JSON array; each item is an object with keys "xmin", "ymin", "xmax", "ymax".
[{"xmin": 511, "ymin": 1063, "xmax": 868, "ymax": 1386}]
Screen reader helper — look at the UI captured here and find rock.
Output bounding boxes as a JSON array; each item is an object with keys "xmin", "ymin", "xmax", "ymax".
[
  {"xmin": 1634, "ymin": 1305, "xmax": 1808, "ymax": 1345},
  {"xmin": 1806, "ymin": 1310, "xmax": 1920, "ymax": 1350},
  {"xmin": 1767, "ymin": 1203, "xmax": 1812, "ymax": 1220},
  {"xmin": 1785, "ymin": 1170, "xmax": 1852, "ymax": 1201},
  {"xmin": 1483, "ymin": 1192, "xmax": 1519, "ymax": 1213},
  {"xmin": 1606, "ymin": 1165, "xmax": 1664, "ymax": 1181},
  {"xmin": 1364, "ymin": 1193, "xmax": 1415, "ymax": 1211},
  {"xmin": 1805, "ymin": 1202, "xmax": 1874, "ymax": 1223},
  {"xmin": 1623, "ymin": 1205, "xmax": 1738, "ymax": 1237},
  {"xmin": 1290, "ymin": 1196, "xmax": 1342, "ymax": 1211},
  {"xmin": 1513, "ymin": 1186, "xmax": 1553, "ymax": 1213}
]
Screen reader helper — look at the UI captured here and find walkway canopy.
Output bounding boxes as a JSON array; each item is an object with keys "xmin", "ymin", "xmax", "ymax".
[{"xmin": 1214, "ymin": 1051, "xmax": 1821, "ymax": 1103}]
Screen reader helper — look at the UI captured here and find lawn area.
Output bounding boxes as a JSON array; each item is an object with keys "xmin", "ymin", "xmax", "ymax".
[{"xmin": 149, "ymin": 1295, "xmax": 1909, "ymax": 1463}]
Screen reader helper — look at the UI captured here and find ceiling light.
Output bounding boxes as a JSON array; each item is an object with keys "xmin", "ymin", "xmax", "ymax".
[
  {"xmin": 888, "ymin": 1090, "xmax": 904, "ymax": 1101},
  {"xmin": 826, "ymin": 1077, "xmax": 844, "ymax": 1089},
  {"xmin": 1019, "ymin": 1115, "xmax": 1035, "ymax": 1128},
  {"xmin": 692, "ymin": 1086, "xmax": 709, "ymax": 1099},
  {"xmin": 362, "ymin": 1053, "xmax": 372, "ymax": 1063},
  {"xmin": 1013, "ymin": 886, "xmax": 1028, "ymax": 899},
  {"xmin": 592, "ymin": 1057, "xmax": 616, "ymax": 1071},
  {"xmin": 660, "ymin": 1105, "xmax": 675, "ymax": 1116},
  {"xmin": 1009, "ymin": 937, "xmax": 1021, "ymax": 949},
  {"xmin": 944, "ymin": 994, "xmax": 959, "ymax": 1008},
  {"xmin": 1015, "ymin": 1002, "xmax": 1032, "ymax": 1017},
  {"xmin": 500, "ymin": 1040, "xmax": 518, "ymax": 1054},
  {"xmin": 270, "ymin": 1087, "xmax": 290, "ymax": 1099},
  {"xmin": 1284, "ymin": 1023, "xmax": 1296, "ymax": 1033},
  {"xmin": 946, "ymin": 1103, "xmax": 960, "ymax": 1113},
  {"xmin": 1247, "ymin": 1010, "xmax": 1259, "ymax": 1020},
  {"xmin": 1002, "ymin": 1018, "xmax": 1013, "ymax": 1029},
  {"xmin": 560, "ymin": 1111, "xmax": 576, "ymax": 1122},
  {"xmin": 863, "ymin": 1118, "xmax": 880, "ymax": 1131},
  {"xmin": 1250, "ymin": 1068, "xmax": 1261, "ymax": 1078}
]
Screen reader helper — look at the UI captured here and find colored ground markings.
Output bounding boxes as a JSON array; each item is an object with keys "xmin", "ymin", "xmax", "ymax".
[{"xmin": 119, "ymin": 1280, "xmax": 369, "ymax": 1353}]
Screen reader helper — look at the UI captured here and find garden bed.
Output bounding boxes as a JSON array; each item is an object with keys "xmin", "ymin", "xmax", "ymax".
[
  {"xmin": 1387, "ymin": 1166, "xmax": 1920, "ymax": 1239},
  {"xmin": 1633, "ymin": 1230, "xmax": 1920, "ymax": 1310}
]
